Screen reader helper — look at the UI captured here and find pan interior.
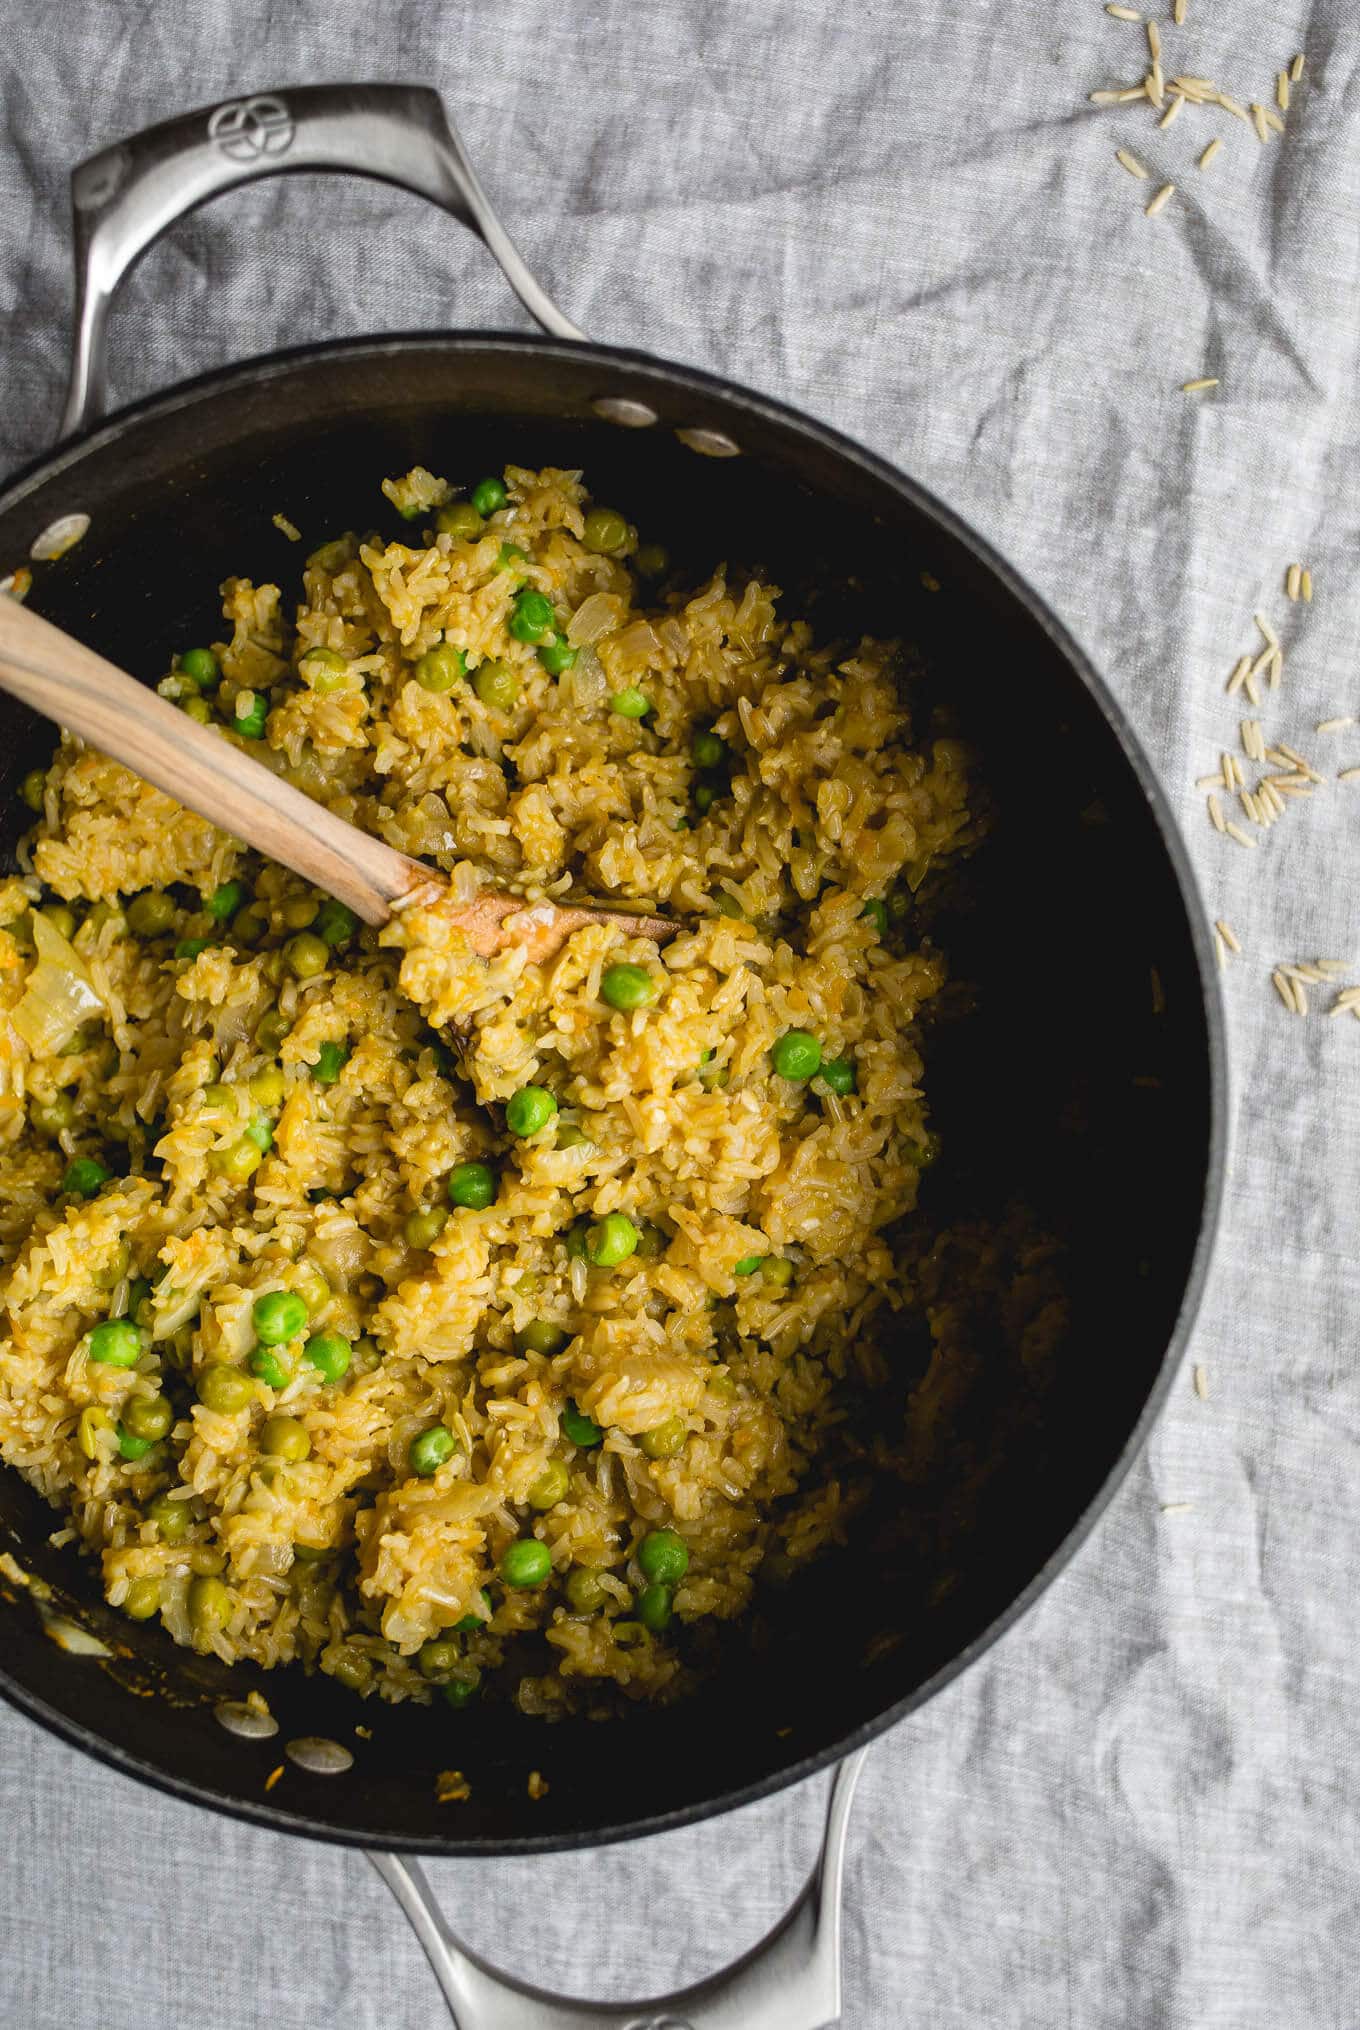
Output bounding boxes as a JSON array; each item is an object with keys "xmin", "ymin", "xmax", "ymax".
[{"xmin": 0, "ymin": 341, "xmax": 1214, "ymax": 1850}]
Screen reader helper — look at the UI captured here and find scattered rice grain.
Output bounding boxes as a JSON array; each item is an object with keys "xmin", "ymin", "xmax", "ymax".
[
  {"xmin": 1173, "ymin": 0, "xmax": 1186, "ymax": 21},
  {"xmin": 1216, "ymin": 919, "xmax": 1240, "ymax": 954},
  {"xmin": 1286, "ymin": 563, "xmax": 1302, "ymax": 601},
  {"xmin": 1161, "ymin": 1502, "xmax": 1194, "ymax": 1515},
  {"xmin": 1105, "ymin": 2, "xmax": 1142, "ymax": 14},
  {"xmin": 1336, "ymin": 767, "xmax": 1360, "ymax": 783},
  {"xmin": 1193, "ymin": 1365, "xmax": 1209, "ymax": 1400},
  {"xmin": 1254, "ymin": 611, "xmax": 1279, "ymax": 651},
  {"xmin": 1290, "ymin": 52, "xmax": 1305, "ymax": 83},
  {"xmin": 1207, "ymin": 794, "xmax": 1225, "ymax": 833},
  {"xmin": 1116, "ymin": 148, "xmax": 1150, "ymax": 179},
  {"xmin": 1316, "ymin": 717, "xmax": 1354, "ymax": 734},
  {"xmin": 1302, "ymin": 568, "xmax": 1313, "ymax": 602},
  {"xmin": 1198, "ymin": 137, "xmax": 1223, "ymax": 170},
  {"xmin": 1159, "ymin": 92, "xmax": 1184, "ymax": 128},
  {"xmin": 1251, "ymin": 104, "xmax": 1272, "ymax": 143},
  {"xmin": 1145, "ymin": 20, "xmax": 1160, "ymax": 59},
  {"xmin": 1217, "ymin": 94, "xmax": 1250, "ymax": 123},
  {"xmin": 1145, "ymin": 182, "xmax": 1176, "ymax": 217},
  {"xmin": 1261, "ymin": 107, "xmax": 1286, "ymax": 135},
  {"xmin": 1223, "ymin": 821, "xmax": 1256, "ymax": 848},
  {"xmin": 1277, "ymin": 71, "xmax": 1290, "ymax": 112},
  {"xmin": 1272, "ymin": 968, "xmax": 1296, "ymax": 1010},
  {"xmin": 1225, "ymin": 655, "xmax": 1250, "ymax": 697},
  {"xmin": 1241, "ymin": 720, "xmax": 1264, "ymax": 762},
  {"xmin": 1181, "ymin": 376, "xmax": 1218, "ymax": 393}
]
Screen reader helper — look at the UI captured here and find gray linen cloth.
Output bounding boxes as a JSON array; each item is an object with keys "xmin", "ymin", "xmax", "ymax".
[{"xmin": 2, "ymin": 1, "xmax": 1359, "ymax": 2024}]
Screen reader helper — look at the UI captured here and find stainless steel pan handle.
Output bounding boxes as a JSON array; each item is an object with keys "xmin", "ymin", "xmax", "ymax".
[
  {"xmin": 60, "ymin": 82, "xmax": 584, "ymax": 439},
  {"xmin": 368, "ymin": 1747, "xmax": 868, "ymax": 2030}
]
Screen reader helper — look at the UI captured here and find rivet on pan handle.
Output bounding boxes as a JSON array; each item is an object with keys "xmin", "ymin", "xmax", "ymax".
[
  {"xmin": 366, "ymin": 1746, "xmax": 868, "ymax": 2030},
  {"xmin": 58, "ymin": 81, "xmax": 586, "ymax": 440}
]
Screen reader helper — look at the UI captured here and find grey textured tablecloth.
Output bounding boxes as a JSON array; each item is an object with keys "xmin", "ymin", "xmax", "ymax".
[{"xmin": 3, "ymin": 3, "xmax": 1359, "ymax": 2025}]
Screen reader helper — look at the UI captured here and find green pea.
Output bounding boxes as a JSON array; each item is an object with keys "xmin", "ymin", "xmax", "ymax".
[
  {"xmin": 516, "ymin": 1319, "xmax": 567, "ymax": 1357},
  {"xmin": 86, "ymin": 1319, "xmax": 142, "ymax": 1368},
  {"xmin": 175, "ymin": 937, "xmax": 213, "ymax": 960},
  {"xmin": 30, "ymin": 1090, "xmax": 75, "ymax": 1136},
  {"xmin": 508, "ymin": 588, "xmax": 555, "ymax": 644},
  {"xmin": 634, "ymin": 543, "xmax": 669, "ymax": 577},
  {"xmin": 122, "ymin": 1393, "xmax": 173, "ymax": 1442},
  {"xmin": 292, "ymin": 1541, "xmax": 333, "ymax": 1565},
  {"xmin": 600, "ymin": 963, "xmax": 656, "ymax": 1011},
  {"xmin": 256, "ymin": 1009, "xmax": 290, "ymax": 1052},
  {"xmin": 409, "ymin": 1424, "xmax": 457, "ymax": 1477},
  {"xmin": 300, "ymin": 646, "xmax": 350, "ymax": 692},
  {"xmin": 500, "ymin": 1537, "xmax": 552, "ymax": 1588},
  {"xmin": 562, "ymin": 1401, "xmax": 602, "ymax": 1448},
  {"xmin": 40, "ymin": 905, "xmax": 76, "ymax": 942},
  {"xmin": 442, "ymin": 1673, "xmax": 479, "ymax": 1709},
  {"xmin": 62, "ymin": 1156, "xmax": 110, "ymax": 1198},
  {"xmin": 126, "ymin": 890, "xmax": 175, "ymax": 937},
  {"xmin": 252, "ymin": 1290, "xmax": 308, "ymax": 1345},
  {"xmin": 734, "ymin": 1255, "xmax": 763, "ymax": 1276},
  {"xmin": 179, "ymin": 647, "xmax": 219, "ymax": 688},
  {"xmin": 202, "ymin": 1083, "xmax": 235, "ymax": 1112},
  {"xmin": 526, "ymin": 1458, "xmax": 569, "ymax": 1510},
  {"xmin": 693, "ymin": 781, "xmax": 719, "ymax": 816},
  {"xmin": 586, "ymin": 1212, "xmax": 638, "ymax": 1268},
  {"xmin": 473, "ymin": 659, "xmax": 519, "ymax": 712},
  {"xmin": 633, "ymin": 1218, "xmax": 667, "ymax": 1259},
  {"xmin": 182, "ymin": 696, "xmax": 213, "ymax": 724},
  {"xmin": 197, "ymin": 1364, "xmax": 255, "ymax": 1414},
  {"xmin": 19, "ymin": 768, "xmax": 46, "ymax": 812},
  {"xmin": 861, "ymin": 897, "xmax": 889, "ymax": 936},
  {"xmin": 506, "ymin": 1085, "xmax": 557, "ymax": 1137},
  {"xmin": 404, "ymin": 1204, "xmax": 449, "ymax": 1251},
  {"xmin": 609, "ymin": 686, "xmax": 651, "ymax": 717},
  {"xmin": 447, "ymin": 1160, "xmax": 496, "ymax": 1210},
  {"xmin": 313, "ymin": 1041, "xmax": 350, "ymax": 1086},
  {"xmin": 125, "ymin": 1277, "xmax": 152, "ymax": 1325},
  {"xmin": 454, "ymin": 1588, "xmax": 494, "ymax": 1632},
  {"xmin": 243, "ymin": 1114, "xmax": 272, "ymax": 1153},
  {"xmin": 582, "ymin": 506, "xmax": 628, "ymax": 553},
  {"xmin": 415, "ymin": 641, "xmax": 468, "ymax": 692},
  {"xmin": 419, "ymin": 1637, "xmax": 462, "ymax": 1679},
  {"xmin": 303, "ymin": 1331, "xmax": 351, "ymax": 1382},
  {"xmin": 565, "ymin": 1567, "xmax": 607, "ymax": 1615},
  {"xmin": 819, "ymin": 1056, "xmax": 856, "ymax": 1095},
  {"xmin": 123, "ymin": 1576, "xmax": 163, "ymax": 1621},
  {"xmin": 282, "ymin": 895, "xmax": 319, "ymax": 931},
  {"xmin": 495, "ymin": 541, "xmax": 528, "ymax": 572},
  {"xmin": 248, "ymin": 1345, "xmax": 293, "ymax": 1389},
  {"xmin": 692, "ymin": 729, "xmax": 727, "ymax": 770},
  {"xmin": 638, "ymin": 1528, "xmax": 689, "ymax": 1584},
  {"xmin": 556, "ymin": 1122, "xmax": 592, "ymax": 1150},
  {"xmin": 248, "ymin": 1064, "xmax": 286, "ymax": 1109},
  {"xmin": 285, "ymin": 932, "xmax": 328, "ymax": 979},
  {"xmin": 233, "ymin": 692, "xmax": 269, "ymax": 739},
  {"xmin": 470, "ymin": 476, "xmax": 507, "ymax": 516},
  {"xmin": 187, "ymin": 1574, "xmax": 232, "ymax": 1635},
  {"xmin": 260, "ymin": 1414, "xmax": 310, "ymax": 1460},
  {"xmin": 147, "ymin": 1493, "xmax": 193, "ymax": 1542},
  {"xmin": 231, "ymin": 901, "xmax": 269, "ymax": 945},
  {"xmin": 116, "ymin": 1425, "xmax": 156, "ymax": 1461},
  {"xmin": 327, "ymin": 1646, "xmax": 373, "ymax": 1693},
  {"xmin": 760, "ymin": 1255, "xmax": 794, "ymax": 1289},
  {"xmin": 315, "ymin": 899, "xmax": 358, "ymax": 948},
  {"xmin": 772, "ymin": 1030, "xmax": 822, "ymax": 1082},
  {"xmin": 538, "ymin": 633, "xmax": 578, "ymax": 675},
  {"xmin": 713, "ymin": 893, "xmax": 745, "ymax": 920},
  {"xmin": 436, "ymin": 501, "xmax": 484, "ymax": 540},
  {"xmin": 639, "ymin": 1416, "xmax": 686, "ymax": 1460},
  {"xmin": 205, "ymin": 880, "xmax": 243, "ymax": 923},
  {"xmin": 636, "ymin": 1582, "xmax": 673, "ymax": 1632},
  {"xmin": 210, "ymin": 1134, "xmax": 263, "ymax": 1182}
]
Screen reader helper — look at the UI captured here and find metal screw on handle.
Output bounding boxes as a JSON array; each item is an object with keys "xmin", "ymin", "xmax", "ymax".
[
  {"xmin": 368, "ymin": 1747, "xmax": 868, "ymax": 2030},
  {"xmin": 60, "ymin": 82, "xmax": 585, "ymax": 440}
]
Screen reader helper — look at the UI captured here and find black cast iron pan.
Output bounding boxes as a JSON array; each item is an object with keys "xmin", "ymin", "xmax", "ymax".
[{"xmin": 0, "ymin": 84, "xmax": 1226, "ymax": 1863}]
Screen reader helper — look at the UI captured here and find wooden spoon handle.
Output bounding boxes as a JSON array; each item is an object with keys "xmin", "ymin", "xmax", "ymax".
[{"xmin": 0, "ymin": 597, "xmax": 436, "ymax": 925}]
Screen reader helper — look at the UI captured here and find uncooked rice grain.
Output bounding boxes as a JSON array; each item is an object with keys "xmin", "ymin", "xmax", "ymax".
[
  {"xmin": 1198, "ymin": 138, "xmax": 1223, "ymax": 170},
  {"xmin": 1286, "ymin": 563, "xmax": 1302, "ymax": 601},
  {"xmin": 1145, "ymin": 183, "xmax": 1176, "ymax": 217},
  {"xmin": 1181, "ymin": 377, "xmax": 1218, "ymax": 393},
  {"xmin": 1216, "ymin": 920, "xmax": 1241, "ymax": 954},
  {"xmin": 1224, "ymin": 821, "xmax": 1256, "ymax": 848},
  {"xmin": 1159, "ymin": 93, "xmax": 1184, "ymax": 128},
  {"xmin": 1117, "ymin": 148, "xmax": 1150, "ymax": 178},
  {"xmin": 1317, "ymin": 718, "xmax": 1354, "ymax": 734}
]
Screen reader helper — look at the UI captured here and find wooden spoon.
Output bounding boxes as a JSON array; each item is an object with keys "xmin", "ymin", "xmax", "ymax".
[{"xmin": 0, "ymin": 598, "xmax": 674, "ymax": 964}]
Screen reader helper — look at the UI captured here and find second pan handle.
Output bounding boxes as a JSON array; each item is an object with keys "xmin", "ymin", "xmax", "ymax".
[{"xmin": 60, "ymin": 82, "xmax": 585, "ymax": 440}]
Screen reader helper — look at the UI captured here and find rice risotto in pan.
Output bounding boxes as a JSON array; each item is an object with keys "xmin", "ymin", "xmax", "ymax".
[{"xmin": 0, "ymin": 461, "xmax": 995, "ymax": 1716}]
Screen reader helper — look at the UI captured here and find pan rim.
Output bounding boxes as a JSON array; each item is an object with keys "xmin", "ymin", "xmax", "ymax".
[{"xmin": 0, "ymin": 329, "xmax": 1229, "ymax": 1855}]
